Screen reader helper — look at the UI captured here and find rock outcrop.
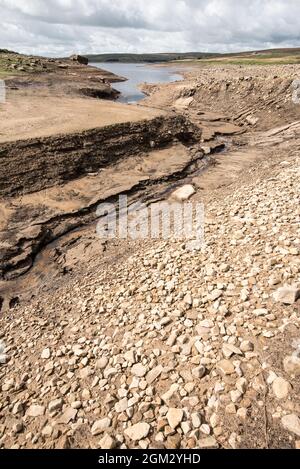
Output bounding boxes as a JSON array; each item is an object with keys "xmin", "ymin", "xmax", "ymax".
[{"xmin": 69, "ymin": 54, "xmax": 89, "ymax": 65}]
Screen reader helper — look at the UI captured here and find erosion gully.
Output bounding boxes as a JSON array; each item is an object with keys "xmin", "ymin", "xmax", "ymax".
[{"xmin": 0, "ymin": 110, "xmax": 238, "ymax": 312}]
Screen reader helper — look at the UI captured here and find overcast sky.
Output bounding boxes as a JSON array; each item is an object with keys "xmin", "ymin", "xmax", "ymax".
[{"xmin": 1, "ymin": 0, "xmax": 300, "ymax": 56}]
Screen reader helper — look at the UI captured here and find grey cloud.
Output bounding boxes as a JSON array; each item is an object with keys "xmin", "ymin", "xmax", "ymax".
[{"xmin": 0, "ymin": 0, "xmax": 300, "ymax": 56}]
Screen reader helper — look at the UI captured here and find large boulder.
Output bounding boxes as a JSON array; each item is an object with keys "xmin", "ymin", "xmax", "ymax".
[
  {"xmin": 70, "ymin": 54, "xmax": 88, "ymax": 65},
  {"xmin": 172, "ymin": 184, "xmax": 196, "ymax": 201}
]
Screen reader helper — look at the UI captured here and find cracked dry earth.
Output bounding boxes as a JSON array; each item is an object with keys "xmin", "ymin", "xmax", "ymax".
[
  {"xmin": 0, "ymin": 151, "xmax": 299, "ymax": 449},
  {"xmin": 0, "ymin": 65, "xmax": 300, "ymax": 450}
]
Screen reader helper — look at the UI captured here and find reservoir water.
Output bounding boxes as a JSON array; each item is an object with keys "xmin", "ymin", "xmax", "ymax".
[{"xmin": 92, "ymin": 62, "xmax": 182, "ymax": 104}]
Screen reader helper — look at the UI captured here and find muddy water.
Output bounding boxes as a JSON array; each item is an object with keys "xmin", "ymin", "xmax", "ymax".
[{"xmin": 92, "ymin": 63, "xmax": 182, "ymax": 103}]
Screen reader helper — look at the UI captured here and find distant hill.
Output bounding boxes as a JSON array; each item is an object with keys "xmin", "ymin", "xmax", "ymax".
[
  {"xmin": 86, "ymin": 52, "xmax": 219, "ymax": 63},
  {"xmin": 192, "ymin": 47, "xmax": 300, "ymax": 65},
  {"xmin": 85, "ymin": 48, "xmax": 300, "ymax": 64},
  {"xmin": 228, "ymin": 47, "xmax": 300, "ymax": 57},
  {"xmin": 0, "ymin": 49, "xmax": 18, "ymax": 54}
]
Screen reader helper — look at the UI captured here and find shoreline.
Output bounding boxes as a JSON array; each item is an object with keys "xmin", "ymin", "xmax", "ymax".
[{"xmin": 0, "ymin": 52, "xmax": 300, "ymax": 450}]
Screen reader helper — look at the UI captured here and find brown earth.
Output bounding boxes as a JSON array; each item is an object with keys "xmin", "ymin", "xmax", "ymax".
[{"xmin": 0, "ymin": 57, "xmax": 299, "ymax": 450}]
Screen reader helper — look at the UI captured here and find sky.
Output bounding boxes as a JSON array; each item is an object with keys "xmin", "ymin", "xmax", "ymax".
[{"xmin": 1, "ymin": 0, "xmax": 300, "ymax": 57}]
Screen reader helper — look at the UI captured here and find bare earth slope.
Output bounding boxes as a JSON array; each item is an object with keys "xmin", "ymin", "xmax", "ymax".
[{"xmin": 0, "ymin": 59, "xmax": 299, "ymax": 449}]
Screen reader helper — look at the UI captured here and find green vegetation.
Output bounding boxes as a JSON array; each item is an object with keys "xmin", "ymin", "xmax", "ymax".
[
  {"xmin": 0, "ymin": 71, "xmax": 11, "ymax": 78},
  {"xmin": 86, "ymin": 48, "xmax": 300, "ymax": 66},
  {"xmin": 0, "ymin": 51, "xmax": 48, "ymax": 77},
  {"xmin": 0, "ymin": 53, "xmax": 22, "ymax": 77},
  {"xmin": 174, "ymin": 48, "xmax": 300, "ymax": 66},
  {"xmin": 86, "ymin": 52, "xmax": 219, "ymax": 63},
  {"xmin": 180, "ymin": 56, "xmax": 300, "ymax": 66}
]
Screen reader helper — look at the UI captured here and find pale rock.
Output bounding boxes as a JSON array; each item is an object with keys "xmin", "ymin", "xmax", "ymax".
[
  {"xmin": 236, "ymin": 378, "xmax": 248, "ymax": 394},
  {"xmin": 42, "ymin": 425, "xmax": 53, "ymax": 437},
  {"xmin": 172, "ymin": 185, "xmax": 196, "ymax": 202},
  {"xmin": 273, "ymin": 287, "xmax": 300, "ymax": 305},
  {"xmin": 91, "ymin": 418, "xmax": 111, "ymax": 436},
  {"xmin": 115, "ymin": 398, "xmax": 128, "ymax": 413},
  {"xmin": 222, "ymin": 343, "xmax": 243, "ymax": 359},
  {"xmin": 191, "ymin": 412, "xmax": 202, "ymax": 428},
  {"xmin": 231, "ymin": 389, "xmax": 243, "ymax": 403},
  {"xmin": 167, "ymin": 408, "xmax": 184, "ymax": 429},
  {"xmin": 240, "ymin": 340, "xmax": 254, "ymax": 353},
  {"xmin": 166, "ymin": 332, "xmax": 178, "ymax": 347},
  {"xmin": 226, "ymin": 403, "xmax": 237, "ymax": 414},
  {"xmin": 181, "ymin": 421, "xmax": 191, "ymax": 435},
  {"xmin": 198, "ymin": 436, "xmax": 218, "ymax": 449},
  {"xmin": 237, "ymin": 408, "xmax": 248, "ymax": 420},
  {"xmin": 96, "ymin": 357, "xmax": 109, "ymax": 369},
  {"xmin": 210, "ymin": 413, "xmax": 219, "ymax": 428},
  {"xmin": 99, "ymin": 434, "xmax": 116, "ymax": 449},
  {"xmin": 12, "ymin": 402, "xmax": 23, "ymax": 415},
  {"xmin": 41, "ymin": 348, "xmax": 51, "ymax": 359},
  {"xmin": 48, "ymin": 398, "xmax": 63, "ymax": 413},
  {"xmin": 124, "ymin": 422, "xmax": 150, "ymax": 441},
  {"xmin": 131, "ymin": 363, "xmax": 147, "ymax": 377},
  {"xmin": 216, "ymin": 359, "xmax": 235, "ymax": 376},
  {"xmin": 13, "ymin": 422, "xmax": 23, "ymax": 434},
  {"xmin": 281, "ymin": 414, "xmax": 300, "ymax": 437},
  {"xmin": 58, "ymin": 407, "xmax": 77, "ymax": 424},
  {"xmin": 272, "ymin": 377, "xmax": 292, "ymax": 399},
  {"xmin": 184, "ymin": 293, "xmax": 193, "ymax": 306},
  {"xmin": 209, "ymin": 290, "xmax": 223, "ymax": 301},
  {"xmin": 254, "ymin": 309, "xmax": 268, "ymax": 317},
  {"xmin": 161, "ymin": 384, "xmax": 179, "ymax": 402},
  {"xmin": 82, "ymin": 389, "xmax": 91, "ymax": 400},
  {"xmin": 192, "ymin": 366, "xmax": 206, "ymax": 379},
  {"xmin": 220, "ymin": 263, "xmax": 230, "ymax": 272},
  {"xmin": 71, "ymin": 401, "xmax": 82, "ymax": 409},
  {"xmin": 283, "ymin": 356, "xmax": 300, "ymax": 376},
  {"xmin": 27, "ymin": 405, "xmax": 45, "ymax": 417},
  {"xmin": 200, "ymin": 424, "xmax": 211, "ymax": 435},
  {"xmin": 246, "ymin": 115, "xmax": 259, "ymax": 126},
  {"xmin": 146, "ymin": 365, "xmax": 163, "ymax": 385},
  {"xmin": 267, "ymin": 371, "xmax": 277, "ymax": 385},
  {"xmin": 263, "ymin": 331, "xmax": 274, "ymax": 338},
  {"xmin": 124, "ymin": 350, "xmax": 136, "ymax": 364},
  {"xmin": 80, "ymin": 367, "xmax": 94, "ymax": 379},
  {"xmin": 215, "ymin": 382, "xmax": 225, "ymax": 394},
  {"xmin": 229, "ymin": 432, "xmax": 238, "ymax": 449}
]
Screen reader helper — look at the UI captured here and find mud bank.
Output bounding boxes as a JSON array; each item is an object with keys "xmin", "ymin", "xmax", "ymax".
[
  {"xmin": 0, "ymin": 114, "xmax": 199, "ymax": 198},
  {"xmin": 0, "ymin": 113, "xmax": 203, "ymax": 287}
]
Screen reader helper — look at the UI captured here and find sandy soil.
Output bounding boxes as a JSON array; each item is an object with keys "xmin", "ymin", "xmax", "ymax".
[
  {"xmin": 0, "ymin": 95, "xmax": 165, "ymax": 142},
  {"xmin": 0, "ymin": 51, "xmax": 167, "ymax": 142}
]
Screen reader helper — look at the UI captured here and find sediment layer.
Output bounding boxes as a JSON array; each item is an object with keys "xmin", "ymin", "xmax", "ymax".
[{"xmin": 0, "ymin": 114, "xmax": 200, "ymax": 198}]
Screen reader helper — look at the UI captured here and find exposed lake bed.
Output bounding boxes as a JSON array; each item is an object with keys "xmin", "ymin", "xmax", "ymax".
[
  {"xmin": 92, "ymin": 62, "xmax": 183, "ymax": 103},
  {"xmin": 1, "ymin": 50, "xmax": 300, "ymax": 450}
]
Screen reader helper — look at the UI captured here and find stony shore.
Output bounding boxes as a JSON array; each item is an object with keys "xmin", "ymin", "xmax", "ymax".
[{"xmin": 0, "ymin": 59, "xmax": 299, "ymax": 449}]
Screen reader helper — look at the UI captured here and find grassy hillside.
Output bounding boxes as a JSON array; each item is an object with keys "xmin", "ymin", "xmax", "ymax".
[
  {"xmin": 173, "ymin": 48, "xmax": 300, "ymax": 66},
  {"xmin": 199, "ymin": 49, "xmax": 300, "ymax": 66},
  {"xmin": 86, "ymin": 52, "xmax": 219, "ymax": 63},
  {"xmin": 0, "ymin": 50, "xmax": 45, "ymax": 77},
  {"xmin": 86, "ymin": 48, "xmax": 300, "ymax": 65}
]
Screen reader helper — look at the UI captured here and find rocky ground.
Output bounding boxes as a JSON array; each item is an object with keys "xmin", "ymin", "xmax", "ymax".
[
  {"xmin": 0, "ymin": 49, "xmax": 124, "ymax": 100},
  {"xmin": 0, "ymin": 61, "xmax": 299, "ymax": 449},
  {"xmin": 142, "ymin": 63, "xmax": 300, "ymax": 131}
]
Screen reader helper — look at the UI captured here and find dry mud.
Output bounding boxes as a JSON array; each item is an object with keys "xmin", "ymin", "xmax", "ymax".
[{"xmin": 0, "ymin": 60, "xmax": 299, "ymax": 450}]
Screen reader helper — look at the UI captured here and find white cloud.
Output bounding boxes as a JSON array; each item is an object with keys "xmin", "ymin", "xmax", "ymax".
[{"xmin": 1, "ymin": 0, "xmax": 300, "ymax": 56}]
